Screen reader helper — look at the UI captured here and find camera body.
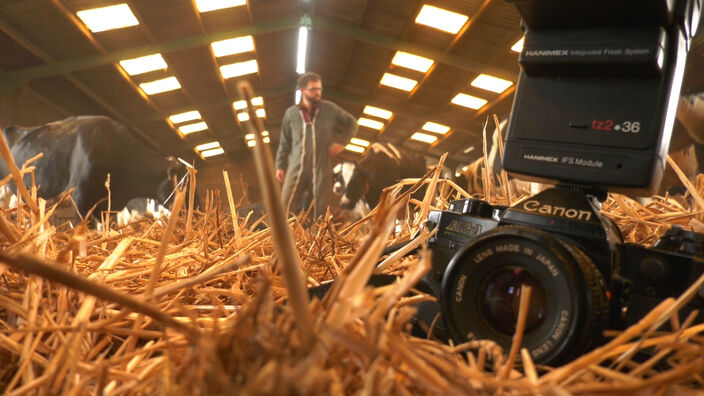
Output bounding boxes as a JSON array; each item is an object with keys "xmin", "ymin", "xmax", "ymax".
[{"xmin": 423, "ymin": 187, "xmax": 704, "ymax": 365}]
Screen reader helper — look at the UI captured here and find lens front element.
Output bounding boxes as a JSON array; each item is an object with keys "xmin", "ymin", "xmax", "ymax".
[{"xmin": 480, "ymin": 266, "xmax": 547, "ymax": 336}]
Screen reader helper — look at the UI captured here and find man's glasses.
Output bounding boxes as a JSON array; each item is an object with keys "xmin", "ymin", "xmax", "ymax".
[{"xmin": 304, "ymin": 87, "xmax": 323, "ymax": 92}]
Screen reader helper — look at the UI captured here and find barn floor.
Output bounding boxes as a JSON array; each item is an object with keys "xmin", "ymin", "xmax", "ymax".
[{"xmin": 2, "ymin": 168, "xmax": 704, "ymax": 395}]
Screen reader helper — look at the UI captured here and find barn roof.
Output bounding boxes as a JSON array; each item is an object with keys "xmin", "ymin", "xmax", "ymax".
[{"xmin": 0, "ymin": 1, "xmax": 701, "ymax": 172}]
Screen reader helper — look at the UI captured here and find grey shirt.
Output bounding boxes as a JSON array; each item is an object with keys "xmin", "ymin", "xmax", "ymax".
[{"xmin": 276, "ymin": 100, "xmax": 357, "ymax": 216}]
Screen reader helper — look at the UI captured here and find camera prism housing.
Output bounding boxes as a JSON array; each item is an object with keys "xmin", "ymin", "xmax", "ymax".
[
  {"xmin": 502, "ymin": 0, "xmax": 701, "ymax": 195},
  {"xmin": 424, "ymin": 187, "xmax": 704, "ymax": 365}
]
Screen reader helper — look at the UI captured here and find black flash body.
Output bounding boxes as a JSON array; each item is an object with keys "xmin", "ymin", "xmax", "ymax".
[{"xmin": 503, "ymin": 0, "xmax": 701, "ymax": 195}]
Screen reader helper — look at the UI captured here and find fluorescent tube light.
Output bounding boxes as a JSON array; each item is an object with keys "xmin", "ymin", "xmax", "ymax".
[{"xmin": 296, "ymin": 27, "xmax": 308, "ymax": 74}]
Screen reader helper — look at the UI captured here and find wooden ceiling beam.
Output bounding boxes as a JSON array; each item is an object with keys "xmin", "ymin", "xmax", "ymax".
[
  {"xmin": 0, "ymin": 15, "xmax": 517, "ymax": 91},
  {"xmin": 124, "ymin": 80, "xmax": 482, "ymax": 143},
  {"xmin": 0, "ymin": 15, "xmax": 302, "ymax": 90},
  {"xmin": 310, "ymin": 16, "xmax": 517, "ymax": 79}
]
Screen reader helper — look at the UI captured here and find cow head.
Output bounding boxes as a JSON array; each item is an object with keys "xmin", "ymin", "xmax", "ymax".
[
  {"xmin": 332, "ymin": 161, "xmax": 368, "ymax": 209},
  {"xmin": 155, "ymin": 157, "xmax": 194, "ymax": 207}
]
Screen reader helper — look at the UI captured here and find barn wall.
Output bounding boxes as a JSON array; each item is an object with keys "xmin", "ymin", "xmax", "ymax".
[
  {"xmin": 195, "ymin": 156, "xmax": 262, "ymax": 210},
  {"xmin": 0, "ymin": 87, "xmax": 71, "ymax": 128}
]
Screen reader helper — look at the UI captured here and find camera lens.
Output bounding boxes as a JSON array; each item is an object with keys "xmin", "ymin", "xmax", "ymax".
[
  {"xmin": 479, "ymin": 266, "xmax": 547, "ymax": 335},
  {"xmin": 441, "ymin": 225, "xmax": 608, "ymax": 366}
]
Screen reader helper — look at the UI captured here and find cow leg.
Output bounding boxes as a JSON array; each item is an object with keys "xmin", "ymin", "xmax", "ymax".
[{"xmin": 65, "ymin": 141, "xmax": 103, "ymax": 219}]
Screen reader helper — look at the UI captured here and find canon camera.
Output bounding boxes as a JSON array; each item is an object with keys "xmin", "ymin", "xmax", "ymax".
[{"xmin": 420, "ymin": 187, "xmax": 704, "ymax": 365}]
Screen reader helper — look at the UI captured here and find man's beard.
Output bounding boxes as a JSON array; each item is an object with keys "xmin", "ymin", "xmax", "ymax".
[{"xmin": 304, "ymin": 92, "xmax": 321, "ymax": 106}]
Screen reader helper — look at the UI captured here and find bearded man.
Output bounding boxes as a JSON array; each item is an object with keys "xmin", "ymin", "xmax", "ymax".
[{"xmin": 275, "ymin": 71, "xmax": 357, "ymax": 217}]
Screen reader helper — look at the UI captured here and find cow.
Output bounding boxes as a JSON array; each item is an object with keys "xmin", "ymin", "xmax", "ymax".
[
  {"xmin": 332, "ymin": 142, "xmax": 427, "ymax": 216},
  {"xmin": 117, "ymin": 198, "xmax": 171, "ymax": 227},
  {"xmin": 0, "ymin": 116, "xmax": 189, "ymax": 221}
]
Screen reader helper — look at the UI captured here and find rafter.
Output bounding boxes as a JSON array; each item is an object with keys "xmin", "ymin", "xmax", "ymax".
[
  {"xmin": 122, "ymin": 80, "xmax": 482, "ymax": 143},
  {"xmin": 0, "ymin": 15, "xmax": 517, "ymax": 91},
  {"xmin": 310, "ymin": 16, "xmax": 516, "ymax": 78},
  {"xmin": 394, "ymin": 0, "xmax": 496, "ymax": 149},
  {"xmin": 0, "ymin": 16, "xmax": 300, "ymax": 89}
]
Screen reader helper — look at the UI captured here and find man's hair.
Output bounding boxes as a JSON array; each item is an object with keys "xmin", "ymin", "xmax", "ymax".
[{"xmin": 298, "ymin": 72, "xmax": 322, "ymax": 89}]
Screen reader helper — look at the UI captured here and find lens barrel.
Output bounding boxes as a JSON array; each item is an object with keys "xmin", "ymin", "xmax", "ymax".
[{"xmin": 441, "ymin": 225, "xmax": 608, "ymax": 365}]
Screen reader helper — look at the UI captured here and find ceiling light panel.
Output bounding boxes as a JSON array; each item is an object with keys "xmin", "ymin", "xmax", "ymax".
[
  {"xmin": 169, "ymin": 110, "xmax": 201, "ymax": 124},
  {"xmin": 391, "ymin": 51, "xmax": 435, "ymax": 73},
  {"xmin": 415, "ymin": 5, "xmax": 468, "ymax": 34},
  {"xmin": 350, "ymin": 138, "xmax": 370, "ymax": 147},
  {"xmin": 179, "ymin": 122, "xmax": 208, "ymax": 135},
  {"xmin": 211, "ymin": 36, "xmax": 255, "ymax": 57},
  {"xmin": 201, "ymin": 147, "xmax": 225, "ymax": 157},
  {"xmin": 237, "ymin": 112, "xmax": 250, "ymax": 122},
  {"xmin": 451, "ymin": 93, "xmax": 488, "ymax": 110},
  {"xmin": 246, "ymin": 137, "xmax": 270, "ymax": 147},
  {"xmin": 422, "ymin": 122, "xmax": 451, "ymax": 135},
  {"xmin": 119, "ymin": 54, "xmax": 167, "ymax": 76},
  {"xmin": 256, "ymin": 109, "xmax": 266, "ymax": 118},
  {"xmin": 363, "ymin": 105, "xmax": 393, "ymax": 120},
  {"xmin": 471, "ymin": 74, "xmax": 513, "ymax": 93},
  {"xmin": 357, "ymin": 117, "xmax": 384, "ymax": 130},
  {"xmin": 195, "ymin": 141, "xmax": 221, "ymax": 151},
  {"xmin": 411, "ymin": 132, "xmax": 438, "ymax": 144},
  {"xmin": 345, "ymin": 144, "xmax": 365, "ymax": 154},
  {"xmin": 233, "ymin": 96, "xmax": 263, "ymax": 110},
  {"xmin": 233, "ymin": 100, "xmax": 246, "ymax": 110},
  {"xmin": 196, "ymin": 0, "xmax": 246, "ymax": 13},
  {"xmin": 245, "ymin": 131, "xmax": 269, "ymax": 140},
  {"xmin": 380, "ymin": 73, "xmax": 417, "ymax": 92},
  {"xmin": 77, "ymin": 4, "xmax": 139, "ymax": 33},
  {"xmin": 140, "ymin": 77, "xmax": 181, "ymax": 95},
  {"xmin": 220, "ymin": 60, "xmax": 258, "ymax": 79}
]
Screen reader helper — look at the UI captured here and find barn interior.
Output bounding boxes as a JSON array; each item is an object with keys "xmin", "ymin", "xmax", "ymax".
[
  {"xmin": 3, "ymin": 0, "xmax": 704, "ymax": 394},
  {"xmin": 0, "ymin": 0, "xmax": 533, "ymax": 202}
]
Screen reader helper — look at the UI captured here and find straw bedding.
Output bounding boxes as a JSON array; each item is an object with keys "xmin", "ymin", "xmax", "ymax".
[
  {"xmin": 2, "ymin": 104, "xmax": 704, "ymax": 394},
  {"xmin": 1, "ymin": 164, "xmax": 704, "ymax": 395}
]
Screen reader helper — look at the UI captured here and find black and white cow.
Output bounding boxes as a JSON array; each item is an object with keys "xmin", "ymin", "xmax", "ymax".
[
  {"xmin": 333, "ymin": 142, "xmax": 427, "ymax": 214},
  {"xmin": 117, "ymin": 198, "xmax": 171, "ymax": 227},
  {"xmin": 0, "ymin": 116, "xmax": 188, "ymax": 219}
]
